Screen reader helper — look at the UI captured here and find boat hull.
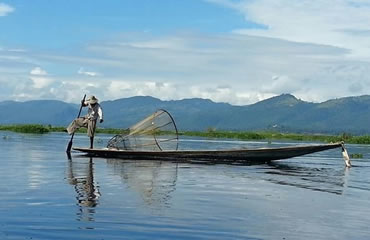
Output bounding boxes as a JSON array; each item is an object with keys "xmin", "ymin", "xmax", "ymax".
[{"xmin": 73, "ymin": 142, "xmax": 343, "ymax": 164}]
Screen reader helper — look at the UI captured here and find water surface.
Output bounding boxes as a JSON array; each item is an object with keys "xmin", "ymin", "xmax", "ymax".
[{"xmin": 1, "ymin": 132, "xmax": 370, "ymax": 239}]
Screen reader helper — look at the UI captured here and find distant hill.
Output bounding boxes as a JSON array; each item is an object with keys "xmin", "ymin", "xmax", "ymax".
[
  {"xmin": 1, "ymin": 94, "xmax": 370, "ymax": 134},
  {"xmin": 0, "ymin": 100, "xmax": 78, "ymax": 126}
]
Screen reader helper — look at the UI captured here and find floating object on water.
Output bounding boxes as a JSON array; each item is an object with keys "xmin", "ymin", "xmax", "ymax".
[{"xmin": 2, "ymin": 135, "xmax": 11, "ymax": 140}]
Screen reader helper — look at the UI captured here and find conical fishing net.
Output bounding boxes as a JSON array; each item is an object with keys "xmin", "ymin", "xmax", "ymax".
[{"xmin": 107, "ymin": 109, "xmax": 179, "ymax": 151}]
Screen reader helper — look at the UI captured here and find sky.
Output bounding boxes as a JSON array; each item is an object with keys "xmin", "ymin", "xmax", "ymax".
[{"xmin": 1, "ymin": 0, "xmax": 370, "ymax": 105}]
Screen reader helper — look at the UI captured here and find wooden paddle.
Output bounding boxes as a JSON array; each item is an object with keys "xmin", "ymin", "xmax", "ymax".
[{"xmin": 66, "ymin": 94, "xmax": 86, "ymax": 153}]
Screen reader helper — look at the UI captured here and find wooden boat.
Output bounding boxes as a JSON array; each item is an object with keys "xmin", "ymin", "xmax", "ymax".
[{"xmin": 73, "ymin": 141, "xmax": 345, "ymax": 164}]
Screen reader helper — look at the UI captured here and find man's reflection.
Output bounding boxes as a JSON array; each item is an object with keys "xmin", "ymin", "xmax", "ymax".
[{"xmin": 67, "ymin": 157, "xmax": 100, "ymax": 221}]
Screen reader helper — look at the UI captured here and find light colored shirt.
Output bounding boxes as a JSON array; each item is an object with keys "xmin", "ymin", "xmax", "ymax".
[{"xmin": 84, "ymin": 102, "xmax": 103, "ymax": 121}]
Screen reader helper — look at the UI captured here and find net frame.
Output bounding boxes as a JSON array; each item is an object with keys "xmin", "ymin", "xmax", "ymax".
[{"xmin": 107, "ymin": 109, "xmax": 179, "ymax": 151}]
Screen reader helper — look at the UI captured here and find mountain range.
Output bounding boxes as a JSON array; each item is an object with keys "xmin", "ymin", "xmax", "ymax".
[{"xmin": 1, "ymin": 94, "xmax": 370, "ymax": 134}]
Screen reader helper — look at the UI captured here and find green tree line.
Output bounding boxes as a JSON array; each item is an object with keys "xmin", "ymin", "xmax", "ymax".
[{"xmin": 2, "ymin": 124, "xmax": 370, "ymax": 144}]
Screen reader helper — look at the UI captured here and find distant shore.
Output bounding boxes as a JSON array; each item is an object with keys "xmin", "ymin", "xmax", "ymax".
[{"xmin": 1, "ymin": 124, "xmax": 370, "ymax": 145}]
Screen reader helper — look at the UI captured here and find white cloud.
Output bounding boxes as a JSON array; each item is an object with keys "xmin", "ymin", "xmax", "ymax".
[
  {"xmin": 213, "ymin": 0, "xmax": 370, "ymax": 59},
  {"xmin": 263, "ymin": 75, "xmax": 302, "ymax": 94},
  {"xmin": 106, "ymin": 80, "xmax": 177, "ymax": 100},
  {"xmin": 30, "ymin": 67, "xmax": 47, "ymax": 75},
  {"xmin": 30, "ymin": 76, "xmax": 53, "ymax": 89},
  {"xmin": 7, "ymin": 48, "xmax": 26, "ymax": 53},
  {"xmin": 78, "ymin": 67, "xmax": 99, "ymax": 77},
  {"xmin": 0, "ymin": 3, "xmax": 14, "ymax": 16},
  {"xmin": 25, "ymin": 31, "xmax": 370, "ymax": 105},
  {"xmin": 107, "ymin": 81, "xmax": 132, "ymax": 99},
  {"xmin": 3, "ymin": 0, "xmax": 370, "ymax": 105},
  {"xmin": 29, "ymin": 67, "xmax": 54, "ymax": 89}
]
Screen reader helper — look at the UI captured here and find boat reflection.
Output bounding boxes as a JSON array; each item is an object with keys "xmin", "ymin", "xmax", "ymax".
[
  {"xmin": 264, "ymin": 161, "xmax": 349, "ymax": 195},
  {"xmin": 66, "ymin": 157, "xmax": 100, "ymax": 222},
  {"xmin": 105, "ymin": 159, "xmax": 178, "ymax": 208}
]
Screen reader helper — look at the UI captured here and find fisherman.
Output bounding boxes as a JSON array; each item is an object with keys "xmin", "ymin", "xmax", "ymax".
[{"xmin": 66, "ymin": 95, "xmax": 104, "ymax": 149}]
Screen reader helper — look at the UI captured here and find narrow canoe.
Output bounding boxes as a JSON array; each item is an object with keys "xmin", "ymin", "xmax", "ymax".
[{"xmin": 73, "ymin": 142, "xmax": 343, "ymax": 164}]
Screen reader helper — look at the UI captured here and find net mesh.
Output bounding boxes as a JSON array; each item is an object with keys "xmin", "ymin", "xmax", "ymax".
[{"xmin": 107, "ymin": 109, "xmax": 179, "ymax": 151}]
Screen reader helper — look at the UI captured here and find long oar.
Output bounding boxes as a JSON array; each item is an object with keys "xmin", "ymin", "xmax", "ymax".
[{"xmin": 66, "ymin": 94, "xmax": 86, "ymax": 153}]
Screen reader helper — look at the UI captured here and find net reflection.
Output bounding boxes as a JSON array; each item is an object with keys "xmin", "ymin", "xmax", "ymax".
[
  {"xmin": 264, "ymin": 161, "xmax": 349, "ymax": 195},
  {"xmin": 66, "ymin": 157, "xmax": 100, "ymax": 222},
  {"xmin": 106, "ymin": 159, "xmax": 178, "ymax": 208}
]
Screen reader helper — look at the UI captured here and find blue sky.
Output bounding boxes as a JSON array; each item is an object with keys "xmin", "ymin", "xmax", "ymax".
[
  {"xmin": 1, "ymin": 0, "xmax": 370, "ymax": 104},
  {"xmin": 1, "ymin": 0, "xmax": 252, "ymax": 47}
]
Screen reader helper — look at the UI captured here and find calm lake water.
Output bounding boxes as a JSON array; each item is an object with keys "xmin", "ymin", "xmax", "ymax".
[{"xmin": 1, "ymin": 132, "xmax": 370, "ymax": 240}]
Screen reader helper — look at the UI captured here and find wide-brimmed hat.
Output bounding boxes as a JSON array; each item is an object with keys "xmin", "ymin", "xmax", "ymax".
[{"xmin": 86, "ymin": 95, "xmax": 98, "ymax": 104}]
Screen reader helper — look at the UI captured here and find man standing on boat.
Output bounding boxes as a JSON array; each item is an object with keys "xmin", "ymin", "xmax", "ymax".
[{"xmin": 66, "ymin": 95, "xmax": 104, "ymax": 149}]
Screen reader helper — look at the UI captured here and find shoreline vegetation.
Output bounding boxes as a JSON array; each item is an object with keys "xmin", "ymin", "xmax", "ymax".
[{"xmin": 1, "ymin": 124, "xmax": 370, "ymax": 145}]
